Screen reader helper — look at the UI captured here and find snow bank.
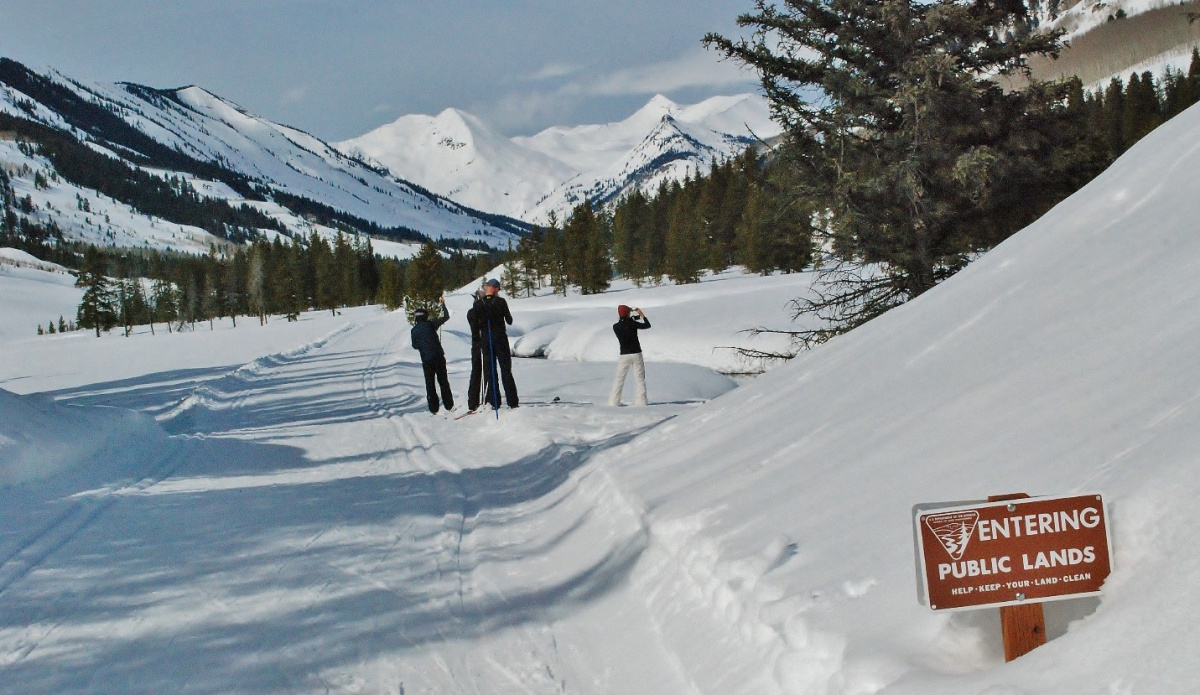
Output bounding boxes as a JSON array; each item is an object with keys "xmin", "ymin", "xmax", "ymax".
[
  {"xmin": 594, "ymin": 101, "xmax": 1200, "ymax": 692},
  {"xmin": 0, "ymin": 248, "xmax": 69, "ymax": 273},
  {"xmin": 0, "ymin": 388, "xmax": 163, "ymax": 486},
  {"xmin": 482, "ymin": 269, "xmax": 817, "ymax": 374}
]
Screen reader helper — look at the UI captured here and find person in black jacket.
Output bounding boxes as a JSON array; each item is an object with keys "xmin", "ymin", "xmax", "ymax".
[
  {"xmin": 609, "ymin": 304, "xmax": 650, "ymax": 406},
  {"xmin": 473, "ymin": 278, "xmax": 519, "ymax": 409},
  {"xmin": 410, "ymin": 298, "xmax": 454, "ymax": 413},
  {"xmin": 465, "ymin": 288, "xmax": 489, "ymax": 411}
]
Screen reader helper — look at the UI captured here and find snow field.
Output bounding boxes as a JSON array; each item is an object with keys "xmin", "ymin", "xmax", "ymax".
[
  {"xmin": 0, "ymin": 251, "xmax": 81, "ymax": 341},
  {"xmin": 0, "ymin": 276, "xmax": 746, "ymax": 692},
  {"xmin": 503, "ymin": 268, "xmax": 815, "ymax": 374},
  {"xmin": 8, "ymin": 100, "xmax": 1200, "ymax": 691}
]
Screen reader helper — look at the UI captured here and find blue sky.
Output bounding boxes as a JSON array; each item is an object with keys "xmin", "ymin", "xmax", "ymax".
[{"xmin": 0, "ymin": 0, "xmax": 761, "ymax": 140}]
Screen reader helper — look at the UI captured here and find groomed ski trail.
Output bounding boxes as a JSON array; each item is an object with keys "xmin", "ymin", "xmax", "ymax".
[{"xmin": 0, "ymin": 310, "xmax": 709, "ymax": 694}]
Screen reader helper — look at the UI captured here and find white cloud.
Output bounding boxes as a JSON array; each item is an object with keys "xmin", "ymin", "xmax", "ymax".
[
  {"xmin": 478, "ymin": 90, "xmax": 577, "ymax": 134},
  {"xmin": 523, "ymin": 62, "xmax": 584, "ymax": 82},
  {"xmin": 477, "ymin": 48, "xmax": 761, "ymax": 135},
  {"xmin": 587, "ymin": 48, "xmax": 756, "ymax": 96}
]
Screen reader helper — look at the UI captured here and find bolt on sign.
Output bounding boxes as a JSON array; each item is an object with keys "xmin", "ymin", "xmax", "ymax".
[{"xmin": 912, "ymin": 494, "xmax": 1113, "ymax": 611}]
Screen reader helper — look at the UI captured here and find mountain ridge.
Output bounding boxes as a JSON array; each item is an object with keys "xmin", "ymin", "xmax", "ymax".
[
  {"xmin": 0, "ymin": 57, "xmax": 527, "ymax": 257},
  {"xmin": 337, "ymin": 92, "xmax": 782, "ymax": 224}
]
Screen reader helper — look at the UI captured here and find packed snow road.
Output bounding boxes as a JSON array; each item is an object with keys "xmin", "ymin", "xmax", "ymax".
[{"xmin": 0, "ymin": 307, "xmax": 736, "ymax": 693}]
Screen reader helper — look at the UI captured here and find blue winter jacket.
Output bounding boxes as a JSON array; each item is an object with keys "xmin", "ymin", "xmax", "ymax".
[{"xmin": 411, "ymin": 305, "xmax": 449, "ymax": 362}]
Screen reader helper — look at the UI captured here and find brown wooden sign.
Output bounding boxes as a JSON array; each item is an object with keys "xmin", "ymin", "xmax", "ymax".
[{"xmin": 913, "ymin": 494, "xmax": 1112, "ymax": 611}]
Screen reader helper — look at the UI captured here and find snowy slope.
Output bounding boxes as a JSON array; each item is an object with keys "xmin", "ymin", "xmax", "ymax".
[
  {"xmin": 590, "ymin": 100, "xmax": 1200, "ymax": 692},
  {"xmin": 3, "ymin": 99, "xmax": 1200, "ymax": 692},
  {"xmin": 0, "ymin": 59, "xmax": 523, "ymax": 248},
  {"xmin": 0, "ymin": 249, "xmax": 80, "ymax": 341},
  {"xmin": 339, "ymin": 93, "xmax": 781, "ymax": 223}
]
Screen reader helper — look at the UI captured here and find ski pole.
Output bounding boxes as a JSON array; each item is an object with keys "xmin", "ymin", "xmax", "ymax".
[{"xmin": 488, "ymin": 323, "xmax": 500, "ymax": 419}]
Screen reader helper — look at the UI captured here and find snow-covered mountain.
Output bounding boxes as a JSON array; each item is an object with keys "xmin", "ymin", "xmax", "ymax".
[
  {"xmin": 0, "ymin": 57, "xmax": 525, "ymax": 255},
  {"xmin": 337, "ymin": 93, "xmax": 782, "ymax": 224},
  {"xmin": 337, "ymin": 108, "xmax": 577, "ymax": 226}
]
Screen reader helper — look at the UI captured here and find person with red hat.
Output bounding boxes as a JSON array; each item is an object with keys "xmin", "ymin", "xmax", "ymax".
[{"xmin": 610, "ymin": 304, "xmax": 651, "ymax": 406}]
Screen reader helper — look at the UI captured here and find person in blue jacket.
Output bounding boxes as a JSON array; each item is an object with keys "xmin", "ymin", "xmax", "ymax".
[{"xmin": 411, "ymin": 297, "xmax": 454, "ymax": 413}]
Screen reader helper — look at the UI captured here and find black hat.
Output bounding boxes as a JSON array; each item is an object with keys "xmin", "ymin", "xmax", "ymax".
[{"xmin": 414, "ymin": 308, "xmax": 428, "ymax": 320}]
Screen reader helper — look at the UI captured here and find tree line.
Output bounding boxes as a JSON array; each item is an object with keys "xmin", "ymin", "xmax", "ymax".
[
  {"xmin": 501, "ymin": 147, "xmax": 814, "ymax": 297},
  {"xmin": 1082, "ymin": 49, "xmax": 1200, "ymax": 160},
  {"xmin": 62, "ymin": 235, "xmax": 497, "ymax": 337}
]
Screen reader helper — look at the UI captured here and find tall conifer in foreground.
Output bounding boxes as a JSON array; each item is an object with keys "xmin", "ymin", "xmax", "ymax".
[{"xmin": 707, "ymin": 0, "xmax": 1081, "ymax": 345}]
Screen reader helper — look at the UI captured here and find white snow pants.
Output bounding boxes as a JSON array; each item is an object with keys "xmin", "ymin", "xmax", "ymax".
[{"xmin": 609, "ymin": 352, "xmax": 647, "ymax": 406}]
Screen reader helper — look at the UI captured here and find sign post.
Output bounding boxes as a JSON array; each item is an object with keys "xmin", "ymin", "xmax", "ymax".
[
  {"xmin": 913, "ymin": 493, "xmax": 1113, "ymax": 661},
  {"xmin": 988, "ymin": 493, "xmax": 1045, "ymax": 661}
]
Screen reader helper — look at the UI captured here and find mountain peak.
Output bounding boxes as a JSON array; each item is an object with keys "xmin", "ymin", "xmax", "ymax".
[
  {"xmin": 344, "ymin": 92, "xmax": 776, "ymax": 223},
  {"xmin": 637, "ymin": 94, "xmax": 679, "ymax": 119}
]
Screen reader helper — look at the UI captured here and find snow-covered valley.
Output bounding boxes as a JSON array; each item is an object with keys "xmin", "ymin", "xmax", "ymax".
[{"xmin": 5, "ymin": 97, "xmax": 1200, "ymax": 695}]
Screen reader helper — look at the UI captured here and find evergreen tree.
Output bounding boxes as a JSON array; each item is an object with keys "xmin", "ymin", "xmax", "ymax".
[
  {"xmin": 613, "ymin": 190, "xmax": 652, "ymax": 284},
  {"xmin": 713, "ymin": 154, "xmax": 753, "ymax": 270},
  {"xmin": 201, "ymin": 257, "xmax": 221, "ymax": 330},
  {"xmin": 152, "ymin": 278, "xmax": 178, "ymax": 333},
  {"xmin": 333, "ymin": 232, "xmax": 358, "ymax": 308},
  {"xmin": 117, "ymin": 278, "xmax": 150, "ymax": 337},
  {"xmin": 182, "ymin": 274, "xmax": 202, "ymax": 330},
  {"xmin": 406, "ymin": 241, "xmax": 444, "ymax": 321},
  {"xmin": 310, "ymin": 233, "xmax": 340, "ymax": 316},
  {"xmin": 282, "ymin": 242, "xmax": 305, "ymax": 321},
  {"xmin": 247, "ymin": 243, "xmax": 267, "ymax": 325},
  {"xmin": 707, "ymin": 0, "xmax": 1074, "ymax": 344},
  {"xmin": 355, "ymin": 236, "xmax": 380, "ymax": 305},
  {"xmin": 75, "ymin": 247, "xmax": 117, "ymax": 337},
  {"xmin": 735, "ymin": 183, "xmax": 773, "ymax": 274},
  {"xmin": 224, "ymin": 248, "xmax": 246, "ymax": 327},
  {"xmin": 697, "ymin": 158, "xmax": 732, "ymax": 271},
  {"xmin": 541, "ymin": 212, "xmax": 569, "ymax": 296},
  {"xmin": 562, "ymin": 200, "xmax": 612, "ymax": 294},
  {"xmin": 1123, "ymin": 71, "xmax": 1162, "ymax": 144},
  {"xmin": 377, "ymin": 259, "xmax": 406, "ymax": 310},
  {"xmin": 664, "ymin": 186, "xmax": 704, "ymax": 284},
  {"xmin": 1104, "ymin": 77, "xmax": 1127, "ymax": 157}
]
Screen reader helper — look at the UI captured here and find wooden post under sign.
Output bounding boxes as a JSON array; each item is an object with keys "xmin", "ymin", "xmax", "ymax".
[{"xmin": 988, "ymin": 493, "xmax": 1047, "ymax": 661}]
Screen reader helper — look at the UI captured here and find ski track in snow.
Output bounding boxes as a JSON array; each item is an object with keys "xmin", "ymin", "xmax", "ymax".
[{"xmin": 0, "ymin": 310, "xmax": 719, "ymax": 693}]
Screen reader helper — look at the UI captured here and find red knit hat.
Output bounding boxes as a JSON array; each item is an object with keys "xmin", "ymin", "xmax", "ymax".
[{"xmin": 617, "ymin": 305, "xmax": 631, "ymax": 318}]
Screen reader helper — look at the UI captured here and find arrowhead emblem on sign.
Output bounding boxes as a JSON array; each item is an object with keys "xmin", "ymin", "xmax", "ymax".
[{"xmin": 924, "ymin": 510, "xmax": 980, "ymax": 560}]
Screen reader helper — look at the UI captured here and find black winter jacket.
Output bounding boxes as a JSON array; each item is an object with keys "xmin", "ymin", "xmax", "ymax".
[
  {"xmin": 411, "ymin": 305, "xmax": 449, "ymax": 362},
  {"xmin": 472, "ymin": 295, "xmax": 513, "ymax": 338},
  {"xmin": 613, "ymin": 315, "xmax": 651, "ymax": 355},
  {"xmin": 466, "ymin": 306, "xmax": 482, "ymax": 347}
]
